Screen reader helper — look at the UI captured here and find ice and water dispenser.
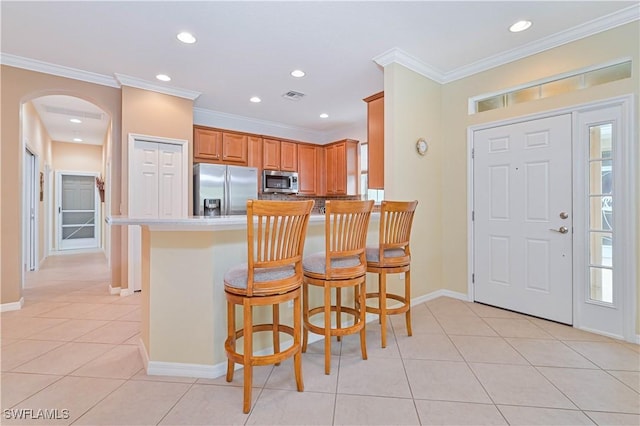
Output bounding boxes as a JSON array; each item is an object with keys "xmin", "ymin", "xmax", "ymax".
[{"xmin": 203, "ymin": 198, "xmax": 221, "ymax": 216}]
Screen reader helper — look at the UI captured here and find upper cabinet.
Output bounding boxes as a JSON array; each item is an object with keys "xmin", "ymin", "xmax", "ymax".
[
  {"xmin": 194, "ymin": 126, "xmax": 247, "ymax": 165},
  {"xmin": 194, "ymin": 126, "xmax": 222, "ymax": 162},
  {"xmin": 263, "ymin": 138, "xmax": 281, "ymax": 170},
  {"xmin": 280, "ymin": 141, "xmax": 298, "ymax": 171},
  {"xmin": 222, "ymin": 132, "xmax": 248, "ymax": 165},
  {"xmin": 263, "ymin": 138, "xmax": 298, "ymax": 172},
  {"xmin": 364, "ymin": 92, "xmax": 384, "ymax": 189},
  {"xmin": 325, "ymin": 139, "xmax": 360, "ymax": 196},
  {"xmin": 297, "ymin": 144, "xmax": 320, "ymax": 195},
  {"xmin": 247, "ymin": 136, "xmax": 263, "ymax": 191}
]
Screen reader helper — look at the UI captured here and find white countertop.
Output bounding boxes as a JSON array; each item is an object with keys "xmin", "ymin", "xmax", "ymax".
[{"xmin": 107, "ymin": 213, "xmax": 377, "ymax": 231}]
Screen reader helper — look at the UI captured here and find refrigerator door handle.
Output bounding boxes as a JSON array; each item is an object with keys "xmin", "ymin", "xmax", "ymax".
[{"xmin": 224, "ymin": 166, "xmax": 231, "ymax": 216}]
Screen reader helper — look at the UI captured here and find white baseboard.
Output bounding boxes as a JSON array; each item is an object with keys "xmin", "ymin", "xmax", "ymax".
[
  {"xmin": 0, "ymin": 297, "xmax": 25, "ymax": 312},
  {"xmin": 142, "ymin": 315, "xmax": 366, "ymax": 380},
  {"xmin": 576, "ymin": 325, "xmax": 625, "ymax": 341},
  {"xmin": 411, "ymin": 289, "xmax": 470, "ymax": 306},
  {"xmin": 120, "ymin": 288, "xmax": 134, "ymax": 297},
  {"xmin": 109, "ymin": 285, "xmax": 121, "ymax": 295},
  {"xmin": 633, "ymin": 334, "xmax": 640, "ymax": 345}
]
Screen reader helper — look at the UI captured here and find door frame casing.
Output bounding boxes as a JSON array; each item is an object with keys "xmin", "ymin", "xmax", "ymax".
[{"xmin": 467, "ymin": 95, "xmax": 636, "ymax": 342}]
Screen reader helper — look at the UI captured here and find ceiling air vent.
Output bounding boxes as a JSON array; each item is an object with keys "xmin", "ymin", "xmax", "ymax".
[{"xmin": 282, "ymin": 90, "xmax": 305, "ymax": 101}]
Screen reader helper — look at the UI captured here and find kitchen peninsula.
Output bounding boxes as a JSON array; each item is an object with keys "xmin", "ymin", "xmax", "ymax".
[{"xmin": 107, "ymin": 213, "xmax": 379, "ymax": 379}]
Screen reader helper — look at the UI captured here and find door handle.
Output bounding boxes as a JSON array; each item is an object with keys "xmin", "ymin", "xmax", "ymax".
[{"xmin": 549, "ymin": 226, "xmax": 569, "ymax": 234}]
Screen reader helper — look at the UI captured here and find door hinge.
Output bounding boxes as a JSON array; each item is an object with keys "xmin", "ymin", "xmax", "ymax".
[
  {"xmin": 472, "ymin": 273, "xmax": 475, "ymax": 283},
  {"xmin": 471, "ymin": 148, "xmax": 474, "ymax": 159},
  {"xmin": 472, "ymin": 211, "xmax": 475, "ymax": 221}
]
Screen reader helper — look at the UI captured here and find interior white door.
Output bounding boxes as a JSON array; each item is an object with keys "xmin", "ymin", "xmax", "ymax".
[
  {"xmin": 157, "ymin": 143, "xmax": 184, "ymax": 218},
  {"xmin": 473, "ymin": 114, "xmax": 573, "ymax": 324},
  {"xmin": 57, "ymin": 173, "xmax": 99, "ymax": 250},
  {"xmin": 128, "ymin": 139, "xmax": 184, "ymax": 292},
  {"xmin": 24, "ymin": 148, "xmax": 37, "ymax": 271}
]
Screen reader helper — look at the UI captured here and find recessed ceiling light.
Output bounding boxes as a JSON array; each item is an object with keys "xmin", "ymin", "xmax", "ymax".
[
  {"xmin": 177, "ymin": 32, "xmax": 196, "ymax": 44},
  {"xmin": 69, "ymin": 118, "xmax": 82, "ymax": 124},
  {"xmin": 291, "ymin": 69, "xmax": 306, "ymax": 78},
  {"xmin": 156, "ymin": 74, "xmax": 171, "ymax": 82},
  {"xmin": 319, "ymin": 113, "xmax": 329, "ymax": 119},
  {"xmin": 73, "ymin": 137, "xmax": 83, "ymax": 142},
  {"xmin": 250, "ymin": 96, "xmax": 262, "ymax": 103},
  {"xmin": 509, "ymin": 20, "xmax": 532, "ymax": 33}
]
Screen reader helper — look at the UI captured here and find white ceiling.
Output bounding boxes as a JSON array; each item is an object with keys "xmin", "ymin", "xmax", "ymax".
[{"xmin": 1, "ymin": 1, "xmax": 638, "ymax": 145}]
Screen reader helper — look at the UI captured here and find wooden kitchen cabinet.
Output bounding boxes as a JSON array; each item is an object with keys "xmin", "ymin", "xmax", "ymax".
[
  {"xmin": 263, "ymin": 138, "xmax": 298, "ymax": 172},
  {"xmin": 248, "ymin": 136, "xmax": 263, "ymax": 191},
  {"xmin": 325, "ymin": 139, "xmax": 360, "ymax": 195},
  {"xmin": 194, "ymin": 126, "xmax": 222, "ymax": 161},
  {"xmin": 263, "ymin": 138, "xmax": 281, "ymax": 170},
  {"xmin": 297, "ymin": 144, "xmax": 320, "ymax": 195},
  {"xmin": 194, "ymin": 126, "xmax": 248, "ymax": 165},
  {"xmin": 280, "ymin": 141, "xmax": 298, "ymax": 171},
  {"xmin": 222, "ymin": 132, "xmax": 248, "ymax": 165},
  {"xmin": 364, "ymin": 91, "xmax": 384, "ymax": 189}
]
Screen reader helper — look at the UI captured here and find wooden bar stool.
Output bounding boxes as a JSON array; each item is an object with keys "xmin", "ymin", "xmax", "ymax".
[
  {"xmin": 302, "ymin": 199, "xmax": 374, "ymax": 374},
  {"xmin": 365, "ymin": 200, "xmax": 418, "ymax": 348},
  {"xmin": 224, "ymin": 199, "xmax": 314, "ymax": 413}
]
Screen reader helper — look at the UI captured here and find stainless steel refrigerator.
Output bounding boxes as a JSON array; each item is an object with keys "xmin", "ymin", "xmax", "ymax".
[{"xmin": 193, "ymin": 164, "xmax": 258, "ymax": 216}]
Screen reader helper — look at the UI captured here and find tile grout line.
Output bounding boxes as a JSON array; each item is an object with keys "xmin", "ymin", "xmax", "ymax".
[{"xmin": 427, "ymin": 301, "xmax": 511, "ymax": 425}]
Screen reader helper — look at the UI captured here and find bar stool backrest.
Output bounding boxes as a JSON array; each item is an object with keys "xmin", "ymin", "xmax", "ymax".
[
  {"xmin": 376, "ymin": 200, "xmax": 418, "ymax": 267},
  {"xmin": 323, "ymin": 200, "xmax": 374, "ymax": 280},
  {"xmin": 246, "ymin": 199, "xmax": 314, "ymax": 296}
]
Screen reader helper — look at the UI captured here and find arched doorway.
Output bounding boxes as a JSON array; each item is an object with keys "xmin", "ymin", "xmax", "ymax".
[{"xmin": 21, "ymin": 94, "xmax": 112, "ymax": 288}]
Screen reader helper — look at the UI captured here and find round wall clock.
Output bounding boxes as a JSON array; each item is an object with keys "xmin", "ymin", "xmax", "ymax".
[{"xmin": 416, "ymin": 138, "xmax": 428, "ymax": 156}]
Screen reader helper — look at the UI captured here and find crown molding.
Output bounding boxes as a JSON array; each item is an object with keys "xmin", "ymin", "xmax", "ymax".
[
  {"xmin": 0, "ymin": 54, "xmax": 203, "ymax": 101},
  {"xmin": 114, "ymin": 73, "xmax": 201, "ymax": 101},
  {"xmin": 375, "ymin": 4, "xmax": 640, "ymax": 84},
  {"xmin": 0, "ymin": 53, "xmax": 120, "ymax": 88},
  {"xmin": 193, "ymin": 107, "xmax": 328, "ymax": 144},
  {"xmin": 443, "ymin": 3, "xmax": 640, "ymax": 83},
  {"xmin": 373, "ymin": 48, "xmax": 446, "ymax": 84}
]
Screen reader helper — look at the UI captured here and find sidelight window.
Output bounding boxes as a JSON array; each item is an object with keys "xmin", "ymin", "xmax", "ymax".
[{"xmin": 588, "ymin": 123, "xmax": 613, "ymax": 303}]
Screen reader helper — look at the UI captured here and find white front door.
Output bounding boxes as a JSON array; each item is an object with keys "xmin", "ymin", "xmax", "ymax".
[
  {"xmin": 57, "ymin": 172, "xmax": 100, "ymax": 250},
  {"xmin": 473, "ymin": 114, "xmax": 573, "ymax": 324},
  {"xmin": 128, "ymin": 137, "xmax": 185, "ymax": 292}
]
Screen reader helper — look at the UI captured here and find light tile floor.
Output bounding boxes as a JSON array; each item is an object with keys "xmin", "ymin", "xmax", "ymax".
[{"xmin": 1, "ymin": 253, "xmax": 639, "ymax": 425}]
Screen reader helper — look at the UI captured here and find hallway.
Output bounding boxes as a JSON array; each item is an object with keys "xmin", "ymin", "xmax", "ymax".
[{"xmin": 1, "ymin": 253, "xmax": 639, "ymax": 425}]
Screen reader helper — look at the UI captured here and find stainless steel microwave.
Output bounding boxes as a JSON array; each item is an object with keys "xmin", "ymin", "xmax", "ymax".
[{"xmin": 263, "ymin": 170, "xmax": 299, "ymax": 194}]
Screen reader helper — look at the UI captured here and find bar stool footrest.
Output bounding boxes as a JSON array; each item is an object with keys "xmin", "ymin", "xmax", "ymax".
[{"xmin": 365, "ymin": 292, "xmax": 410, "ymax": 316}]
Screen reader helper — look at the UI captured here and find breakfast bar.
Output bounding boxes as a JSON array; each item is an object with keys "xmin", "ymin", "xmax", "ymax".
[{"xmin": 107, "ymin": 213, "xmax": 379, "ymax": 379}]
